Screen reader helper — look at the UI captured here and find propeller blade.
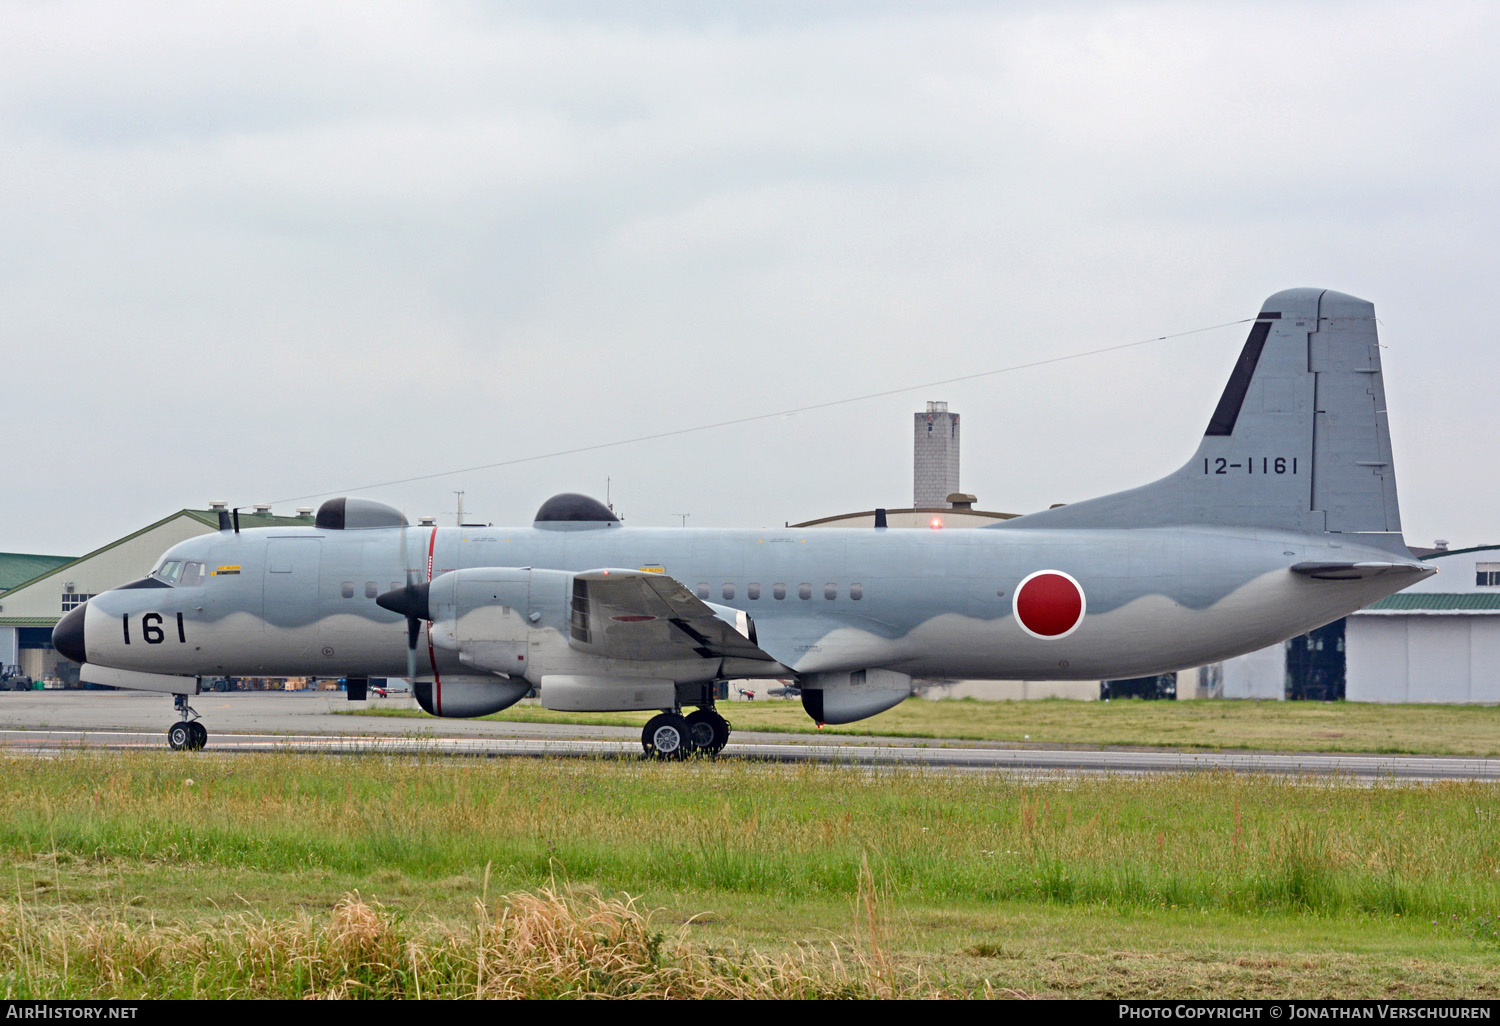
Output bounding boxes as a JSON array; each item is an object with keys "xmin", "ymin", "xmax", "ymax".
[{"xmin": 388, "ymin": 520, "xmax": 424, "ymax": 684}]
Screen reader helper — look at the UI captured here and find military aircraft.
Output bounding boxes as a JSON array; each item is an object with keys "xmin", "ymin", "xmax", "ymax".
[{"xmin": 53, "ymin": 288, "xmax": 1434, "ymax": 757}]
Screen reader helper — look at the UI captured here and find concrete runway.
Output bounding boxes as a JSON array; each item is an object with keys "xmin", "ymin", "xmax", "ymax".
[{"xmin": 2, "ymin": 690, "xmax": 1497, "ymax": 781}]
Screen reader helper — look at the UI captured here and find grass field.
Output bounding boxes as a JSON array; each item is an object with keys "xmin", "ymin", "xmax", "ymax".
[
  {"xmin": 2, "ymin": 752, "xmax": 1498, "ymax": 998},
  {"xmin": 345, "ymin": 696, "xmax": 1500, "ymax": 758}
]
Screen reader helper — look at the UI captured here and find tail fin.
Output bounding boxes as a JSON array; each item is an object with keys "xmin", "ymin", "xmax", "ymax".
[{"xmin": 1004, "ymin": 288, "xmax": 1406, "ymax": 546}]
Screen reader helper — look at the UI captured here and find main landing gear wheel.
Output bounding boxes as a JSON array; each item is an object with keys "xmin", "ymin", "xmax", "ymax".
[
  {"xmin": 685, "ymin": 709, "xmax": 730, "ymax": 756},
  {"xmin": 642, "ymin": 712, "xmax": 692, "ymax": 760},
  {"xmin": 188, "ymin": 721, "xmax": 208, "ymax": 750}
]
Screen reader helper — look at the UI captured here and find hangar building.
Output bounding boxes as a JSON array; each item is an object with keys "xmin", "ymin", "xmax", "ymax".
[{"xmin": 1347, "ymin": 545, "xmax": 1500, "ymax": 702}]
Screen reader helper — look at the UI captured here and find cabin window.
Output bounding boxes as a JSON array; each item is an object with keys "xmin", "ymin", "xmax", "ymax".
[
  {"xmin": 798, "ymin": 583, "xmax": 812, "ymax": 600},
  {"xmin": 180, "ymin": 562, "xmax": 206, "ymax": 586},
  {"xmin": 773, "ymin": 583, "xmax": 786, "ymax": 600},
  {"xmin": 850, "ymin": 583, "xmax": 863, "ymax": 600},
  {"xmin": 696, "ymin": 583, "xmax": 709, "ymax": 600},
  {"xmin": 365, "ymin": 582, "xmax": 379, "ymax": 599},
  {"xmin": 824, "ymin": 583, "xmax": 837, "ymax": 600},
  {"xmin": 341, "ymin": 582, "xmax": 355, "ymax": 599},
  {"xmin": 156, "ymin": 561, "xmax": 183, "ymax": 584},
  {"xmin": 747, "ymin": 583, "xmax": 761, "ymax": 600},
  {"xmin": 722, "ymin": 583, "xmax": 735, "ymax": 601}
]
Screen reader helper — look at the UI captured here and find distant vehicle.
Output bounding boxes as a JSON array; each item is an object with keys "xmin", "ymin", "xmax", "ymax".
[
  {"xmin": 0, "ymin": 665, "xmax": 32, "ymax": 691},
  {"xmin": 372, "ymin": 679, "xmax": 412, "ymax": 698}
]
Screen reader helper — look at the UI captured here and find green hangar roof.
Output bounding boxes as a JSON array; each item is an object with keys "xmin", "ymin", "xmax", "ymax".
[
  {"xmin": 1365, "ymin": 593, "xmax": 1500, "ymax": 612},
  {"xmin": 0, "ymin": 553, "xmax": 75, "ymax": 593}
]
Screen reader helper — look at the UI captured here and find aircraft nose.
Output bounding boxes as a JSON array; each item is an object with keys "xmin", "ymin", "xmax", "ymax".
[{"xmin": 53, "ymin": 604, "xmax": 87, "ymax": 664}]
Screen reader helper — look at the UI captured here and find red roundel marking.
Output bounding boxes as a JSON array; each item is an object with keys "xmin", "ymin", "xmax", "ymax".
[{"xmin": 1013, "ymin": 570, "xmax": 1085, "ymax": 639}]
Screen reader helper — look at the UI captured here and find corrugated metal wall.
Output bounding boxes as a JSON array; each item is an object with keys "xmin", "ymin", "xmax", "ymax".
[{"xmin": 1347, "ymin": 615, "xmax": 1500, "ymax": 703}]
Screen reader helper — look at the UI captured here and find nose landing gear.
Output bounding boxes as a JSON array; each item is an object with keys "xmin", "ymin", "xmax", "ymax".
[{"xmin": 167, "ymin": 693, "xmax": 208, "ymax": 751}]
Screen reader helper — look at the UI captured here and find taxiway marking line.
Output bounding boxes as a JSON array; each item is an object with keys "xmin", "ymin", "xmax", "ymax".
[{"xmin": 1, "ymin": 728, "xmax": 1496, "ymax": 780}]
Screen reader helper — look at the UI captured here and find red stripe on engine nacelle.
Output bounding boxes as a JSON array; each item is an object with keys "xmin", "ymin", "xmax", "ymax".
[{"xmin": 426, "ymin": 526, "xmax": 441, "ymax": 714}]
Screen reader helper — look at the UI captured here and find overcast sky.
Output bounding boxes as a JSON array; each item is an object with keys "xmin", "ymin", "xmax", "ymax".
[{"xmin": 4, "ymin": 1, "xmax": 1496, "ymax": 556}]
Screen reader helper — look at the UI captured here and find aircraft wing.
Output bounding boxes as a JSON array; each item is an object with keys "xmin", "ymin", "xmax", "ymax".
[
  {"xmin": 1290, "ymin": 561, "xmax": 1435, "ymax": 581},
  {"xmin": 568, "ymin": 569, "xmax": 782, "ymax": 666}
]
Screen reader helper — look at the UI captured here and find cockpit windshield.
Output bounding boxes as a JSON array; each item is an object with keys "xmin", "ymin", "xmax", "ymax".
[{"xmin": 151, "ymin": 560, "xmax": 205, "ymax": 586}]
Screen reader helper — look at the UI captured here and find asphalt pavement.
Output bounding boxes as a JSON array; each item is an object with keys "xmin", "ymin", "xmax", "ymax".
[{"xmin": 1, "ymin": 690, "xmax": 1496, "ymax": 781}]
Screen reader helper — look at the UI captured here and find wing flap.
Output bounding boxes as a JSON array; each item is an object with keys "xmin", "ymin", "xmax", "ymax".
[{"xmin": 569, "ymin": 569, "xmax": 784, "ymax": 665}]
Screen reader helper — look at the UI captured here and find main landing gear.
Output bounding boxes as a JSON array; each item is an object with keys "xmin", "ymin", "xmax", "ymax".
[
  {"xmin": 167, "ymin": 693, "xmax": 208, "ymax": 751},
  {"xmin": 642, "ymin": 707, "xmax": 730, "ymax": 760}
]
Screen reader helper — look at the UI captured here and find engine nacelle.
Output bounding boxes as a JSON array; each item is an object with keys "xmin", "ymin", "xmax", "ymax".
[
  {"xmin": 800, "ymin": 668, "xmax": 912, "ymax": 725},
  {"xmin": 413, "ymin": 675, "xmax": 531, "ymax": 718}
]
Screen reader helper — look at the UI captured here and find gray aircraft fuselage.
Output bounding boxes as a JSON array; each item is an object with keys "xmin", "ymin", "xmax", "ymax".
[
  {"xmin": 55, "ymin": 287, "xmax": 1437, "ymax": 737},
  {"xmin": 69, "ymin": 518, "xmax": 1415, "ymax": 684}
]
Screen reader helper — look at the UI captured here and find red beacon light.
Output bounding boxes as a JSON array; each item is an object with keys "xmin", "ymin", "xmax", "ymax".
[{"xmin": 929, "ymin": 517, "xmax": 944, "ymax": 530}]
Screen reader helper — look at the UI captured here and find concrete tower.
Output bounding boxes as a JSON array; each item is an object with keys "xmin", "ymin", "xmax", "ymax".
[{"xmin": 914, "ymin": 401, "xmax": 960, "ymax": 507}]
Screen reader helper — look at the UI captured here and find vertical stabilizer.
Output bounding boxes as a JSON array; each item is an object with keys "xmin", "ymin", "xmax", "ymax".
[
  {"xmin": 1003, "ymin": 289, "xmax": 1406, "ymax": 544},
  {"xmin": 1307, "ymin": 290, "xmax": 1402, "ymax": 534}
]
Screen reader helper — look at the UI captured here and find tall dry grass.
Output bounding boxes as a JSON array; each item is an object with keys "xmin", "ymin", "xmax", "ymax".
[{"xmin": 0, "ymin": 885, "xmax": 944, "ymax": 999}]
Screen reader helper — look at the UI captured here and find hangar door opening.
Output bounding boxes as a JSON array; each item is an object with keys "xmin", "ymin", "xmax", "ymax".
[{"xmin": 1285, "ymin": 619, "xmax": 1345, "ymax": 701}]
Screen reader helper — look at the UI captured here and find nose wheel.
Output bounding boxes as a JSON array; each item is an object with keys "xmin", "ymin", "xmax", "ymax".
[{"xmin": 167, "ymin": 694, "xmax": 208, "ymax": 751}]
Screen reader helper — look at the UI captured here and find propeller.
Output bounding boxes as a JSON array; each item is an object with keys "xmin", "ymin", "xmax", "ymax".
[{"xmin": 374, "ymin": 520, "xmax": 431, "ymax": 683}]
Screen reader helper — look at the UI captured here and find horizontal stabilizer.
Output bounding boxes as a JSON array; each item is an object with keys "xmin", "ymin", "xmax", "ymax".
[{"xmin": 1289, "ymin": 562, "xmax": 1435, "ymax": 581}]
